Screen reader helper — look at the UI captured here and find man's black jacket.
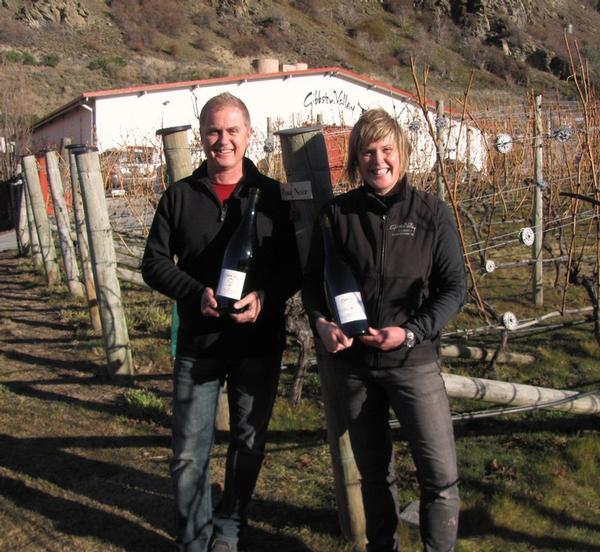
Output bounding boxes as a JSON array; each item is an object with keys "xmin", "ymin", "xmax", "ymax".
[{"xmin": 142, "ymin": 158, "xmax": 300, "ymax": 359}]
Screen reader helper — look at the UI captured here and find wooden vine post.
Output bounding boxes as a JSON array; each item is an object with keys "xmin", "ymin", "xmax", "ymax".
[
  {"xmin": 67, "ymin": 144, "xmax": 102, "ymax": 332},
  {"xmin": 533, "ymin": 94, "xmax": 544, "ymax": 306},
  {"xmin": 22, "ymin": 154, "xmax": 61, "ymax": 285},
  {"xmin": 22, "ymin": 175, "xmax": 43, "ymax": 269},
  {"xmin": 74, "ymin": 147, "xmax": 134, "ymax": 377},
  {"xmin": 156, "ymin": 124, "xmax": 193, "ymax": 184},
  {"xmin": 9, "ymin": 175, "xmax": 29, "ymax": 256},
  {"xmin": 276, "ymin": 125, "xmax": 367, "ymax": 551},
  {"xmin": 45, "ymin": 149, "xmax": 84, "ymax": 297},
  {"xmin": 435, "ymin": 99, "xmax": 446, "ymax": 202}
]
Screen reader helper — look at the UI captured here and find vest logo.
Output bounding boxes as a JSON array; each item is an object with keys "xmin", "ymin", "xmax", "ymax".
[{"xmin": 389, "ymin": 222, "xmax": 416, "ymax": 237}]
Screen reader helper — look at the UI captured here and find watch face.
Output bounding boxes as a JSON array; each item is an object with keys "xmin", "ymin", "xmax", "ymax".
[{"xmin": 405, "ymin": 330, "xmax": 415, "ymax": 348}]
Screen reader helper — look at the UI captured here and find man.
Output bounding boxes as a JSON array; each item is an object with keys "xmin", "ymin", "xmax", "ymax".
[{"xmin": 142, "ymin": 93, "xmax": 300, "ymax": 552}]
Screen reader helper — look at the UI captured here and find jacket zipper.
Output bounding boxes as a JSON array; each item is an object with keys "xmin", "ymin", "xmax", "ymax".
[{"xmin": 376, "ymin": 213, "xmax": 387, "ymax": 369}]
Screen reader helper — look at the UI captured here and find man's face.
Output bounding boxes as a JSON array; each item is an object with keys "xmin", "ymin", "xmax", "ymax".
[{"xmin": 201, "ymin": 105, "xmax": 252, "ymax": 176}]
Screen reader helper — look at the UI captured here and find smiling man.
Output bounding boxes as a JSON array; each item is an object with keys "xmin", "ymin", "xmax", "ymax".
[{"xmin": 142, "ymin": 93, "xmax": 300, "ymax": 552}]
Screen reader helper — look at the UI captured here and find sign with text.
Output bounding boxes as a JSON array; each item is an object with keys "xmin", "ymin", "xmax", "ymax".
[{"xmin": 280, "ymin": 180, "xmax": 313, "ymax": 201}]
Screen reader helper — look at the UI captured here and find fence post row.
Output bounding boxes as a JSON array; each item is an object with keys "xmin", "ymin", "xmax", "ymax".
[
  {"xmin": 74, "ymin": 147, "xmax": 134, "ymax": 377},
  {"xmin": 276, "ymin": 125, "xmax": 367, "ymax": 550},
  {"xmin": 22, "ymin": 154, "xmax": 61, "ymax": 285},
  {"xmin": 45, "ymin": 149, "xmax": 84, "ymax": 297},
  {"xmin": 67, "ymin": 144, "xmax": 102, "ymax": 332}
]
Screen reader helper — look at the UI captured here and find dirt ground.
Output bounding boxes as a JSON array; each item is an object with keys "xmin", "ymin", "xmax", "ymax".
[
  {"xmin": 0, "ymin": 249, "xmax": 348, "ymax": 552},
  {"xmin": 0, "ymin": 249, "xmax": 177, "ymax": 550}
]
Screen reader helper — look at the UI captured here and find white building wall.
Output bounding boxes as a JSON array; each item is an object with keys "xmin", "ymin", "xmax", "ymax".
[{"xmin": 33, "ymin": 71, "xmax": 486, "ymax": 171}]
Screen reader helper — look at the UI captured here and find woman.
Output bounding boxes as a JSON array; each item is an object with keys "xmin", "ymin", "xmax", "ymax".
[{"xmin": 302, "ymin": 108, "xmax": 466, "ymax": 551}]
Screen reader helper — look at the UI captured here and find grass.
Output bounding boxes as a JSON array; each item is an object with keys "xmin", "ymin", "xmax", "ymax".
[
  {"xmin": 1, "ymin": 219, "xmax": 598, "ymax": 552},
  {"xmin": 121, "ymin": 388, "xmax": 169, "ymax": 425}
]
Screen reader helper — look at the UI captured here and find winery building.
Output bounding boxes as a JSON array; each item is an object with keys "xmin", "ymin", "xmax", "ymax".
[{"xmin": 31, "ymin": 62, "xmax": 485, "ymax": 173}]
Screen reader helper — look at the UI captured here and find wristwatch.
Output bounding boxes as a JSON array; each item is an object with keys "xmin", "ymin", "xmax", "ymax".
[{"xmin": 403, "ymin": 329, "xmax": 416, "ymax": 349}]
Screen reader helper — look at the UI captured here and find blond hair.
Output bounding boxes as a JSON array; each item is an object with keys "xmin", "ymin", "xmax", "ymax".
[
  {"xmin": 346, "ymin": 108, "xmax": 411, "ymax": 184},
  {"xmin": 199, "ymin": 92, "xmax": 251, "ymax": 136}
]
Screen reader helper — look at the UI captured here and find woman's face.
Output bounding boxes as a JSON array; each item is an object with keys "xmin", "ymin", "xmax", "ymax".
[{"xmin": 357, "ymin": 134, "xmax": 404, "ymax": 196}]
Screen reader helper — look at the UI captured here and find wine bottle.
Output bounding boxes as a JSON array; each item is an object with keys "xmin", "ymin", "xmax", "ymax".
[
  {"xmin": 320, "ymin": 212, "xmax": 369, "ymax": 337},
  {"xmin": 216, "ymin": 187, "xmax": 260, "ymax": 313}
]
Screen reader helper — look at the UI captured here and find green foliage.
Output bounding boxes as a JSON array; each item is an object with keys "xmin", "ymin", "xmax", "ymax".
[
  {"xmin": 41, "ymin": 52, "xmax": 60, "ymax": 67},
  {"xmin": 0, "ymin": 49, "xmax": 37, "ymax": 65},
  {"xmin": 88, "ymin": 55, "xmax": 127, "ymax": 77},
  {"xmin": 125, "ymin": 300, "xmax": 170, "ymax": 335},
  {"xmin": 354, "ymin": 17, "xmax": 388, "ymax": 43},
  {"xmin": 122, "ymin": 388, "xmax": 169, "ymax": 424},
  {"xmin": 209, "ymin": 68, "xmax": 228, "ymax": 78}
]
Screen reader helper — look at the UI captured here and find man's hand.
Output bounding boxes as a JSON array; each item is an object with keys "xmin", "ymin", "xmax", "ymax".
[
  {"xmin": 201, "ymin": 287, "xmax": 221, "ymax": 318},
  {"xmin": 316, "ymin": 317, "xmax": 353, "ymax": 353},
  {"xmin": 358, "ymin": 326, "xmax": 405, "ymax": 351},
  {"xmin": 229, "ymin": 290, "xmax": 263, "ymax": 324}
]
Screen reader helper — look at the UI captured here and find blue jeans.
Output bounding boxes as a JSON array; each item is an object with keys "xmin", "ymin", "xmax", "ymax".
[
  {"xmin": 323, "ymin": 351, "xmax": 459, "ymax": 552},
  {"xmin": 171, "ymin": 354, "xmax": 281, "ymax": 552}
]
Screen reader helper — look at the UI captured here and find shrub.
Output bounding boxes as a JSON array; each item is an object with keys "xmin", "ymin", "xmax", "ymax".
[
  {"xmin": 41, "ymin": 53, "xmax": 60, "ymax": 67},
  {"xmin": 232, "ymin": 35, "xmax": 267, "ymax": 57},
  {"xmin": 88, "ymin": 55, "xmax": 127, "ymax": 77},
  {"xmin": 353, "ymin": 17, "xmax": 388, "ymax": 43},
  {"xmin": 0, "ymin": 49, "xmax": 36, "ymax": 65},
  {"xmin": 20, "ymin": 51, "xmax": 37, "ymax": 65}
]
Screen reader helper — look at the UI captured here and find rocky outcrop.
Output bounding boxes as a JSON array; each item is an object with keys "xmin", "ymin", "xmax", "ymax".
[
  {"xmin": 416, "ymin": 0, "xmax": 571, "ymax": 79},
  {"xmin": 16, "ymin": 0, "xmax": 89, "ymax": 29}
]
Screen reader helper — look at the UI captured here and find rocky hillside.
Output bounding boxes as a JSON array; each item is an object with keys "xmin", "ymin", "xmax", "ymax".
[{"xmin": 1, "ymin": 0, "xmax": 600, "ymax": 120}]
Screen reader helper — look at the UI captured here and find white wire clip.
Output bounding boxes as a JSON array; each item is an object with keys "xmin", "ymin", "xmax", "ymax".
[
  {"xmin": 502, "ymin": 311, "xmax": 519, "ymax": 331},
  {"xmin": 495, "ymin": 133, "xmax": 513, "ymax": 154},
  {"xmin": 519, "ymin": 227, "xmax": 535, "ymax": 246}
]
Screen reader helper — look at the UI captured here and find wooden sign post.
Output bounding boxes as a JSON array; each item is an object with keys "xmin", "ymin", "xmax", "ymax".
[{"xmin": 276, "ymin": 125, "xmax": 367, "ymax": 551}]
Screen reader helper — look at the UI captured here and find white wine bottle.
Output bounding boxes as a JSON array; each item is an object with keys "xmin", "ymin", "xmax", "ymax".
[
  {"xmin": 216, "ymin": 187, "xmax": 260, "ymax": 313},
  {"xmin": 320, "ymin": 212, "xmax": 369, "ymax": 337}
]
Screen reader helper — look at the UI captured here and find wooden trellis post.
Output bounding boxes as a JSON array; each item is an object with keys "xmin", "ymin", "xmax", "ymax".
[
  {"xmin": 276, "ymin": 125, "xmax": 367, "ymax": 551},
  {"xmin": 10, "ymin": 175, "xmax": 30, "ymax": 256},
  {"xmin": 45, "ymin": 149, "xmax": 84, "ymax": 297},
  {"xmin": 533, "ymin": 94, "xmax": 544, "ymax": 306},
  {"xmin": 22, "ymin": 154, "xmax": 61, "ymax": 285},
  {"xmin": 156, "ymin": 124, "xmax": 193, "ymax": 184},
  {"xmin": 436, "ymin": 99, "xmax": 446, "ymax": 202},
  {"xmin": 23, "ymin": 176, "xmax": 43, "ymax": 269},
  {"xmin": 67, "ymin": 144, "xmax": 102, "ymax": 332},
  {"xmin": 74, "ymin": 147, "xmax": 134, "ymax": 377}
]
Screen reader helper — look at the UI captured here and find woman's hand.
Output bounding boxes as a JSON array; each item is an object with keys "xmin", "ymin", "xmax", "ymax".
[
  {"xmin": 316, "ymin": 317, "xmax": 354, "ymax": 353},
  {"xmin": 358, "ymin": 326, "xmax": 406, "ymax": 351}
]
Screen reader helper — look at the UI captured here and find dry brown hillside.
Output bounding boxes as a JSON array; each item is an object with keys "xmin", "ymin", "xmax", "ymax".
[{"xmin": 2, "ymin": 0, "xmax": 600, "ymax": 122}]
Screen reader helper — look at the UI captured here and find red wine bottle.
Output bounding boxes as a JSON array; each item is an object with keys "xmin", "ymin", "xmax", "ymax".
[
  {"xmin": 320, "ymin": 212, "xmax": 369, "ymax": 337},
  {"xmin": 216, "ymin": 187, "xmax": 260, "ymax": 313}
]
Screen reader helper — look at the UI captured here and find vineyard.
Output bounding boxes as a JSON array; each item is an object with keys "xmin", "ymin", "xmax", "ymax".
[{"xmin": 3, "ymin": 53, "xmax": 599, "ymax": 551}]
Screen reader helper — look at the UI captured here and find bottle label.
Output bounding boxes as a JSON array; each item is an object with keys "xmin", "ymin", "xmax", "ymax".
[
  {"xmin": 335, "ymin": 292, "xmax": 367, "ymax": 324},
  {"xmin": 217, "ymin": 268, "xmax": 246, "ymax": 300}
]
